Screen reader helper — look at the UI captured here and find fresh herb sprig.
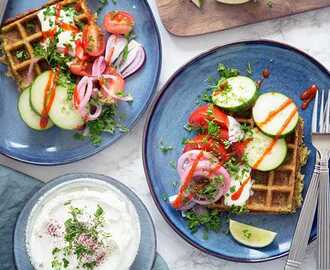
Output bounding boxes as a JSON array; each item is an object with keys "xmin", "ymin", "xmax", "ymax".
[
  {"xmin": 51, "ymin": 204, "xmax": 111, "ymax": 270},
  {"xmin": 184, "ymin": 208, "xmax": 221, "ymax": 239}
]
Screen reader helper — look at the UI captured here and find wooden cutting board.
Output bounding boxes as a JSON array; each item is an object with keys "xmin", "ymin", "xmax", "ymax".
[{"xmin": 156, "ymin": 0, "xmax": 330, "ymax": 36}]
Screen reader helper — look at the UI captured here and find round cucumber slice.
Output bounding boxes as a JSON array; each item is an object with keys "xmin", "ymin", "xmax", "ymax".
[
  {"xmin": 245, "ymin": 128, "xmax": 287, "ymax": 171},
  {"xmin": 212, "ymin": 76, "xmax": 257, "ymax": 112},
  {"xmin": 48, "ymin": 86, "xmax": 84, "ymax": 130},
  {"xmin": 30, "ymin": 71, "xmax": 52, "ymax": 115},
  {"xmin": 253, "ymin": 92, "xmax": 299, "ymax": 137},
  {"xmin": 18, "ymin": 88, "xmax": 53, "ymax": 131},
  {"xmin": 229, "ymin": 219, "xmax": 277, "ymax": 248}
]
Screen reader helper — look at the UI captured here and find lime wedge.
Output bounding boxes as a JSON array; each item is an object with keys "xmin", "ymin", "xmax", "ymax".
[
  {"xmin": 229, "ymin": 219, "xmax": 277, "ymax": 248},
  {"xmin": 191, "ymin": 0, "xmax": 203, "ymax": 8}
]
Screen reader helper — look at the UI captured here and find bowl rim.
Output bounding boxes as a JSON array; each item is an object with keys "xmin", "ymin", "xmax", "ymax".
[{"xmin": 14, "ymin": 173, "xmax": 157, "ymax": 269}]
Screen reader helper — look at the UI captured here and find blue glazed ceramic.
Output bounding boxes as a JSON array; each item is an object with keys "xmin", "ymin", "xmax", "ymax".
[
  {"xmin": 143, "ymin": 40, "xmax": 330, "ymax": 262},
  {"xmin": 0, "ymin": 0, "xmax": 161, "ymax": 165},
  {"xmin": 14, "ymin": 173, "xmax": 157, "ymax": 270}
]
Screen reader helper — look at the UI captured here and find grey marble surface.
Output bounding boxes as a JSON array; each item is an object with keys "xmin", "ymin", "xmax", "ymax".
[{"xmin": 2, "ymin": 1, "xmax": 330, "ymax": 269}]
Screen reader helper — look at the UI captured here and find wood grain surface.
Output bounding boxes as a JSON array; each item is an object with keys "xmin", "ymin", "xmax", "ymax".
[{"xmin": 156, "ymin": 0, "xmax": 330, "ymax": 36}]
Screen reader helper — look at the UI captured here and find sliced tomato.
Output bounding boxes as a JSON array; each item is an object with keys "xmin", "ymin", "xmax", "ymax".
[
  {"xmin": 75, "ymin": 40, "xmax": 90, "ymax": 61},
  {"xmin": 103, "ymin": 11, "xmax": 135, "ymax": 35},
  {"xmin": 231, "ymin": 139, "xmax": 252, "ymax": 160},
  {"xmin": 183, "ymin": 134, "xmax": 229, "ymax": 161},
  {"xmin": 188, "ymin": 104, "xmax": 228, "ymax": 129},
  {"xmin": 82, "ymin": 24, "xmax": 105, "ymax": 57},
  {"xmin": 69, "ymin": 61, "xmax": 93, "ymax": 77},
  {"xmin": 104, "ymin": 66, "xmax": 120, "ymax": 76},
  {"xmin": 99, "ymin": 73, "xmax": 125, "ymax": 97}
]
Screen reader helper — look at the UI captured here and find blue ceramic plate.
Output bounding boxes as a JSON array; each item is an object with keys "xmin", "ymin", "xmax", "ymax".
[
  {"xmin": 14, "ymin": 173, "xmax": 157, "ymax": 270},
  {"xmin": 143, "ymin": 40, "xmax": 330, "ymax": 262},
  {"xmin": 0, "ymin": 0, "xmax": 161, "ymax": 165}
]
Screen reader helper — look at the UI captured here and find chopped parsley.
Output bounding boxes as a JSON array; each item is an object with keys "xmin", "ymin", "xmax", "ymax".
[
  {"xmin": 184, "ymin": 208, "xmax": 221, "ymax": 239},
  {"xmin": 169, "ymin": 160, "xmax": 176, "ymax": 169},
  {"xmin": 246, "ymin": 62, "xmax": 253, "ymax": 77},
  {"xmin": 242, "ymin": 229, "xmax": 252, "ymax": 239},
  {"xmin": 26, "ymin": 21, "xmax": 36, "ymax": 32},
  {"xmin": 15, "ymin": 49, "xmax": 29, "ymax": 61},
  {"xmin": 161, "ymin": 192, "xmax": 169, "ymax": 202},
  {"xmin": 229, "ymin": 205, "xmax": 248, "ymax": 215},
  {"xmin": 240, "ymin": 123, "xmax": 253, "ymax": 138},
  {"xmin": 86, "ymin": 105, "xmax": 118, "ymax": 145},
  {"xmin": 51, "ymin": 205, "xmax": 111, "ymax": 270},
  {"xmin": 217, "ymin": 63, "xmax": 239, "ymax": 79},
  {"xmin": 97, "ymin": 0, "xmax": 118, "ymax": 14},
  {"xmin": 159, "ymin": 140, "xmax": 173, "ymax": 153},
  {"xmin": 43, "ymin": 6, "xmax": 56, "ymax": 17},
  {"xmin": 207, "ymin": 121, "xmax": 219, "ymax": 136}
]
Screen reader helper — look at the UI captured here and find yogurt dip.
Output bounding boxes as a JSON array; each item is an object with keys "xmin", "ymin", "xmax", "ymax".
[{"xmin": 26, "ymin": 178, "xmax": 141, "ymax": 270}]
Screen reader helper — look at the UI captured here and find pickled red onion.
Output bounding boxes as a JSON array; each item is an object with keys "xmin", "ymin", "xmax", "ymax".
[{"xmin": 92, "ymin": 56, "xmax": 106, "ymax": 77}]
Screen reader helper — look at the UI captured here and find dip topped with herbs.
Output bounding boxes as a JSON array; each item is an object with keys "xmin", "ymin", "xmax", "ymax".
[{"xmin": 26, "ymin": 179, "xmax": 141, "ymax": 270}]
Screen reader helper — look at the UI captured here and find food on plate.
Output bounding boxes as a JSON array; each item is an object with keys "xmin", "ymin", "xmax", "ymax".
[
  {"xmin": 167, "ymin": 63, "xmax": 309, "ymax": 242},
  {"xmin": 26, "ymin": 179, "xmax": 140, "ymax": 270},
  {"xmin": 1, "ymin": 0, "xmax": 146, "ymax": 144},
  {"xmin": 229, "ymin": 219, "xmax": 277, "ymax": 248}
]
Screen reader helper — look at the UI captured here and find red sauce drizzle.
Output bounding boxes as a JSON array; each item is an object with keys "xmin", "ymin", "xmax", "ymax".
[
  {"xmin": 231, "ymin": 176, "xmax": 251, "ymax": 201},
  {"xmin": 172, "ymin": 151, "xmax": 204, "ymax": 209},
  {"xmin": 252, "ymin": 107, "xmax": 298, "ymax": 169},
  {"xmin": 301, "ymin": 84, "xmax": 318, "ymax": 110},
  {"xmin": 258, "ymin": 99, "xmax": 293, "ymax": 127},
  {"xmin": 60, "ymin": 22, "xmax": 80, "ymax": 33},
  {"xmin": 40, "ymin": 68, "xmax": 59, "ymax": 128},
  {"xmin": 257, "ymin": 68, "xmax": 271, "ymax": 88}
]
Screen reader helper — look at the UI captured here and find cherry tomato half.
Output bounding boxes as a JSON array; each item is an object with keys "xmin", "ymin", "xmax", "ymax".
[
  {"xmin": 69, "ymin": 61, "xmax": 93, "ymax": 77},
  {"xmin": 188, "ymin": 104, "xmax": 228, "ymax": 129},
  {"xmin": 99, "ymin": 73, "xmax": 125, "ymax": 97},
  {"xmin": 82, "ymin": 24, "xmax": 106, "ymax": 57},
  {"xmin": 103, "ymin": 11, "xmax": 135, "ymax": 35}
]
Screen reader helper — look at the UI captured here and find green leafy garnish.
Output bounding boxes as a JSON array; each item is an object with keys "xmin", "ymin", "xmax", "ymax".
[
  {"xmin": 217, "ymin": 63, "xmax": 239, "ymax": 79},
  {"xmin": 184, "ymin": 209, "xmax": 221, "ymax": 239},
  {"xmin": 51, "ymin": 205, "xmax": 110, "ymax": 270},
  {"xmin": 159, "ymin": 140, "xmax": 173, "ymax": 153},
  {"xmin": 16, "ymin": 49, "xmax": 29, "ymax": 61}
]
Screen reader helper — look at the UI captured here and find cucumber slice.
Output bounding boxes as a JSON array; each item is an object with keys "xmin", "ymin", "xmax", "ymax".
[
  {"xmin": 30, "ymin": 71, "xmax": 52, "ymax": 115},
  {"xmin": 229, "ymin": 219, "xmax": 277, "ymax": 248},
  {"xmin": 18, "ymin": 88, "xmax": 53, "ymax": 131},
  {"xmin": 212, "ymin": 76, "xmax": 257, "ymax": 112},
  {"xmin": 48, "ymin": 86, "xmax": 84, "ymax": 130},
  {"xmin": 253, "ymin": 92, "xmax": 298, "ymax": 137},
  {"xmin": 245, "ymin": 128, "xmax": 287, "ymax": 171}
]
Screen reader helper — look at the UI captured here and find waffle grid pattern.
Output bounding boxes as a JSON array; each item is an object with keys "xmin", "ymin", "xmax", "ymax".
[
  {"xmin": 212, "ymin": 116, "xmax": 303, "ymax": 214},
  {"xmin": 1, "ymin": 0, "xmax": 90, "ymax": 90}
]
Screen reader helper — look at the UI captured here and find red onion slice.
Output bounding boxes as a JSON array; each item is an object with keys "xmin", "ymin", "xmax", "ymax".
[
  {"xmin": 179, "ymin": 162, "xmax": 231, "ymax": 206},
  {"xmin": 118, "ymin": 40, "xmax": 142, "ymax": 73},
  {"xmin": 26, "ymin": 57, "xmax": 40, "ymax": 86},
  {"xmin": 122, "ymin": 46, "xmax": 146, "ymax": 78},
  {"xmin": 169, "ymin": 194, "xmax": 195, "ymax": 211},
  {"xmin": 92, "ymin": 56, "xmax": 106, "ymax": 77},
  {"xmin": 105, "ymin": 35, "xmax": 127, "ymax": 64},
  {"xmin": 86, "ymin": 104, "xmax": 102, "ymax": 121},
  {"xmin": 177, "ymin": 150, "xmax": 218, "ymax": 178},
  {"xmin": 77, "ymin": 76, "xmax": 93, "ymax": 110}
]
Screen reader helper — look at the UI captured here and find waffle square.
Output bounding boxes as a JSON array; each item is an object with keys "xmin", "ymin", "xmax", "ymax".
[
  {"xmin": 211, "ymin": 116, "xmax": 305, "ymax": 214},
  {"xmin": 0, "ymin": 0, "xmax": 91, "ymax": 90}
]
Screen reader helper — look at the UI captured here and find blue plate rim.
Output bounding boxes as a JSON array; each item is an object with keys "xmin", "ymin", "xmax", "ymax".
[
  {"xmin": 142, "ymin": 39, "xmax": 326, "ymax": 263},
  {"xmin": 13, "ymin": 172, "xmax": 157, "ymax": 269},
  {"xmin": 0, "ymin": 0, "xmax": 162, "ymax": 166}
]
